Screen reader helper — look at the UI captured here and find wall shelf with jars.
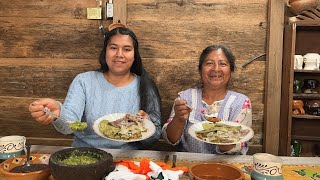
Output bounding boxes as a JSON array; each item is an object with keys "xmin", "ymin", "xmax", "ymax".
[{"xmin": 280, "ymin": 5, "xmax": 320, "ymax": 157}]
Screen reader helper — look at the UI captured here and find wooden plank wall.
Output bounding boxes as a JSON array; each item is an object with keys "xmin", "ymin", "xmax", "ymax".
[{"xmin": 0, "ymin": 0, "xmax": 267, "ymax": 153}]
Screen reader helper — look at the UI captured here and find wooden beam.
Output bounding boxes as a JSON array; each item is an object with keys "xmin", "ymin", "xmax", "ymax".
[
  {"xmin": 279, "ymin": 24, "xmax": 296, "ymax": 156},
  {"xmin": 113, "ymin": 0, "xmax": 127, "ymax": 25},
  {"xmin": 264, "ymin": 0, "xmax": 285, "ymax": 154}
]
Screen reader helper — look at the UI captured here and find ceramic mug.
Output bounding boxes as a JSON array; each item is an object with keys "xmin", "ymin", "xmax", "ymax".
[
  {"xmin": 303, "ymin": 53, "xmax": 320, "ymax": 70},
  {"xmin": 0, "ymin": 135, "xmax": 26, "ymax": 161},
  {"xmin": 294, "ymin": 55, "xmax": 304, "ymax": 70},
  {"xmin": 251, "ymin": 153, "xmax": 284, "ymax": 180}
]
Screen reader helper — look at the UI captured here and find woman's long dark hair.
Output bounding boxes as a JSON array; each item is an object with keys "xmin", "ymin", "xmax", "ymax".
[{"xmin": 98, "ymin": 27, "xmax": 161, "ymax": 113}]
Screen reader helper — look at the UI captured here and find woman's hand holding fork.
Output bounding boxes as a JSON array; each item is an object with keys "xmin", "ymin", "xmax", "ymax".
[{"xmin": 29, "ymin": 98, "xmax": 61, "ymax": 125}]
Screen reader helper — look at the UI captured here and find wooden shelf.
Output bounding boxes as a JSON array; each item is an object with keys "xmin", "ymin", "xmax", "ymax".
[
  {"xmin": 292, "ymin": 115, "xmax": 320, "ymax": 119},
  {"xmin": 294, "ymin": 70, "xmax": 320, "ymax": 73},
  {"xmin": 292, "ymin": 135, "xmax": 320, "ymax": 141},
  {"xmin": 280, "ymin": 5, "xmax": 320, "ymax": 156},
  {"xmin": 293, "ymin": 93, "xmax": 320, "ymax": 99}
]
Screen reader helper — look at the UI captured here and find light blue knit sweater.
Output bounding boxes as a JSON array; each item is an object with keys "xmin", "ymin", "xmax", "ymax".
[{"xmin": 52, "ymin": 71, "xmax": 160, "ymax": 149}]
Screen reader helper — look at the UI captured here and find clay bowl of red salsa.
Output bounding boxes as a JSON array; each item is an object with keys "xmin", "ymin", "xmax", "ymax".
[{"xmin": 189, "ymin": 162, "xmax": 245, "ymax": 180}]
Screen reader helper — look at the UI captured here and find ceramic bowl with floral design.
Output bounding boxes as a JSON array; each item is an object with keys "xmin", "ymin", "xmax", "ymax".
[{"xmin": 0, "ymin": 153, "xmax": 50, "ymax": 180}]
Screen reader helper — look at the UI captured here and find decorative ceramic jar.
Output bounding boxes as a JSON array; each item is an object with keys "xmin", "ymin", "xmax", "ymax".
[
  {"xmin": 304, "ymin": 100, "xmax": 320, "ymax": 115},
  {"xmin": 303, "ymin": 79, "xmax": 318, "ymax": 94}
]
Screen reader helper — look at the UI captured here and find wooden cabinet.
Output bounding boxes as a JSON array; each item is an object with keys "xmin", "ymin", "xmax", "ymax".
[{"xmin": 280, "ymin": 6, "xmax": 320, "ymax": 156}]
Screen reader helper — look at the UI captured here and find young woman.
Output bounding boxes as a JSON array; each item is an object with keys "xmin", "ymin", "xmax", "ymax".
[{"xmin": 29, "ymin": 27, "xmax": 161, "ymax": 149}]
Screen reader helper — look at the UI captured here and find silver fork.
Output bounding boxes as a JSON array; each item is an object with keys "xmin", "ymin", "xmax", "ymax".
[
  {"xmin": 176, "ymin": 95, "xmax": 203, "ymax": 115},
  {"xmin": 42, "ymin": 107, "xmax": 70, "ymax": 122}
]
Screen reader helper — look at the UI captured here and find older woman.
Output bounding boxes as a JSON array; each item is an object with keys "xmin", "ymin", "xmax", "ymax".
[{"xmin": 162, "ymin": 45, "xmax": 252, "ymax": 154}]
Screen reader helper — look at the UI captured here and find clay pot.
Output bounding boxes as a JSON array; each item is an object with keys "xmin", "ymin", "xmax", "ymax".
[
  {"xmin": 0, "ymin": 154, "xmax": 51, "ymax": 180},
  {"xmin": 292, "ymin": 100, "xmax": 305, "ymax": 115},
  {"xmin": 303, "ymin": 79, "xmax": 318, "ymax": 94},
  {"xmin": 304, "ymin": 100, "xmax": 320, "ymax": 115},
  {"xmin": 107, "ymin": 23, "xmax": 127, "ymax": 31},
  {"xmin": 288, "ymin": 0, "xmax": 319, "ymax": 15},
  {"xmin": 189, "ymin": 163, "xmax": 245, "ymax": 180}
]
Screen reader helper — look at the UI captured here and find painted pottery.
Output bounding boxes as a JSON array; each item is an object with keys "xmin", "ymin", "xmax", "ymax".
[
  {"xmin": 252, "ymin": 153, "xmax": 284, "ymax": 180},
  {"xmin": 0, "ymin": 153, "xmax": 50, "ymax": 180},
  {"xmin": 0, "ymin": 136, "xmax": 26, "ymax": 161},
  {"xmin": 304, "ymin": 100, "xmax": 320, "ymax": 115},
  {"xmin": 303, "ymin": 79, "xmax": 318, "ymax": 94}
]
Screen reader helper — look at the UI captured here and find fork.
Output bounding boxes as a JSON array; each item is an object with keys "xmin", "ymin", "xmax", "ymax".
[
  {"xmin": 176, "ymin": 95, "xmax": 202, "ymax": 114},
  {"xmin": 42, "ymin": 107, "xmax": 70, "ymax": 122}
]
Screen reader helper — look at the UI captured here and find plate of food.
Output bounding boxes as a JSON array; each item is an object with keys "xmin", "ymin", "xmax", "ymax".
[
  {"xmin": 93, "ymin": 113, "xmax": 156, "ymax": 142},
  {"xmin": 188, "ymin": 121, "xmax": 254, "ymax": 145}
]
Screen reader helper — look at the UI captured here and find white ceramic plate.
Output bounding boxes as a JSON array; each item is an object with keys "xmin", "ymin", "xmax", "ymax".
[
  {"xmin": 93, "ymin": 113, "xmax": 156, "ymax": 142},
  {"xmin": 188, "ymin": 121, "xmax": 254, "ymax": 145}
]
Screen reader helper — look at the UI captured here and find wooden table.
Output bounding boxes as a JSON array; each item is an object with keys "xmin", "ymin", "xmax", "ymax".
[{"xmin": 31, "ymin": 145, "xmax": 320, "ymax": 180}]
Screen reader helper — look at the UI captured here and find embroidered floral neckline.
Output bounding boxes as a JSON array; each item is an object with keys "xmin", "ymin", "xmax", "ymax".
[{"xmin": 201, "ymin": 99, "xmax": 224, "ymax": 116}]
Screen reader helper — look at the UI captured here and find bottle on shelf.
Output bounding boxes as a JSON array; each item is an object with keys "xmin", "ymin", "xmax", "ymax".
[
  {"xmin": 290, "ymin": 139, "xmax": 302, "ymax": 157},
  {"xmin": 106, "ymin": 0, "xmax": 113, "ymax": 20}
]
